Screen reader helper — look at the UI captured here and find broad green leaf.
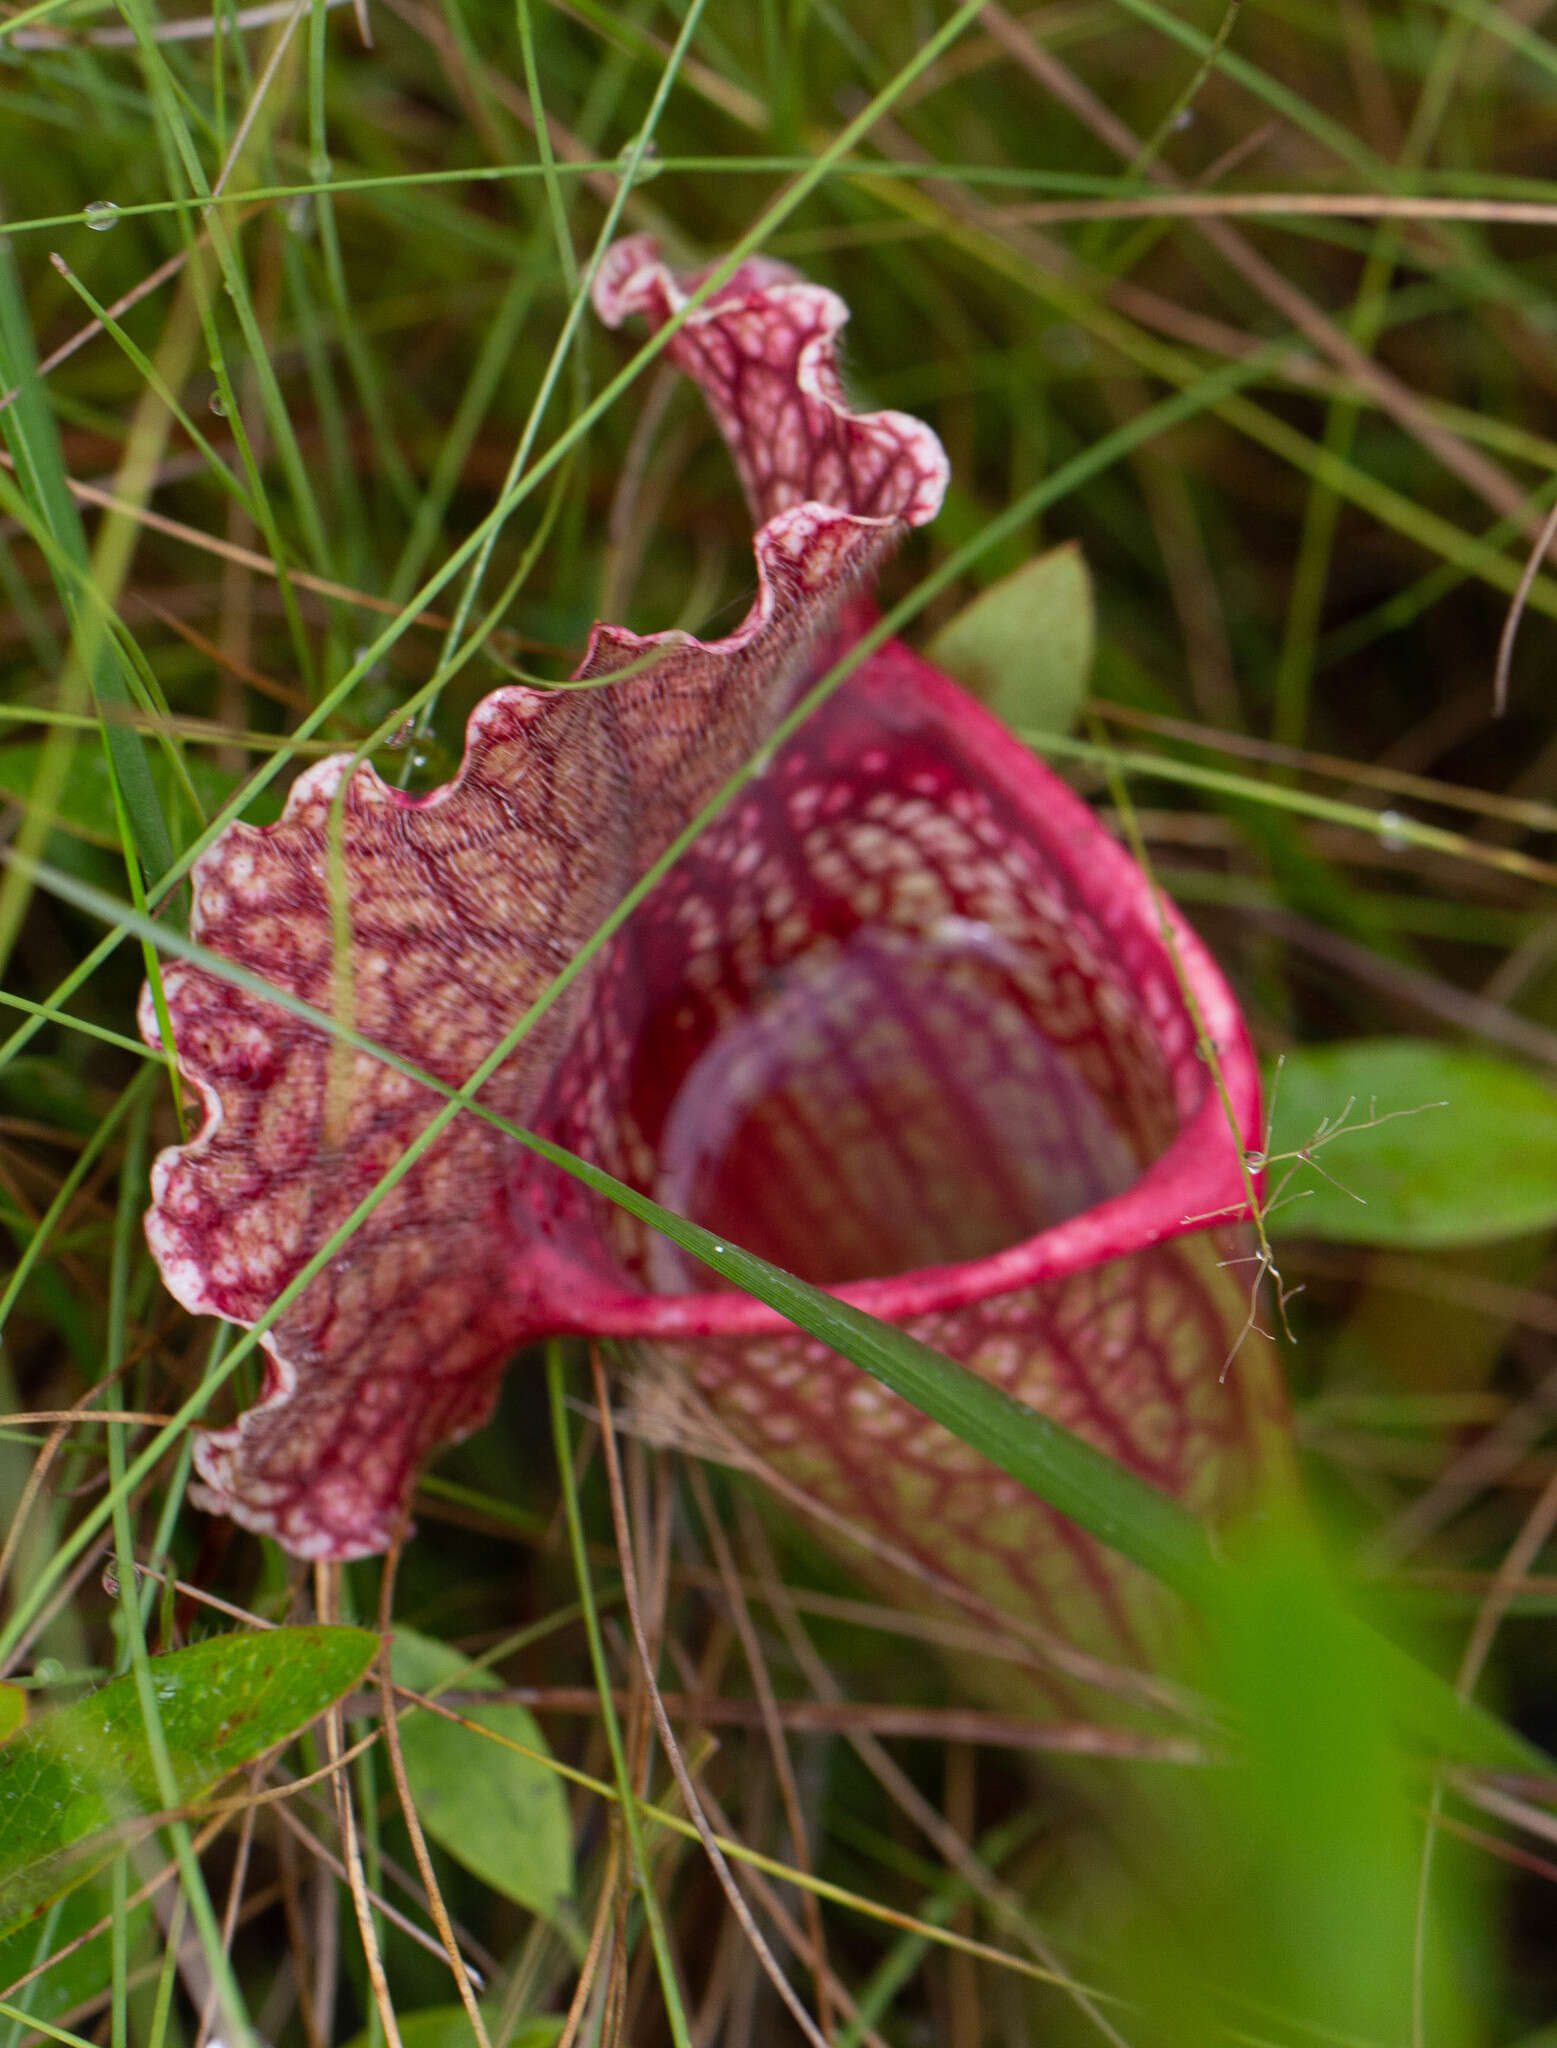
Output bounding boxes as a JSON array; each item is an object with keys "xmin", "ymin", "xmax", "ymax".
[
  {"xmin": 1266, "ymin": 1038, "xmax": 1557, "ymax": 1246},
  {"xmin": 0, "ymin": 1685, "xmax": 24, "ymax": 1744},
  {"xmin": 0, "ymin": 1625, "xmax": 377, "ymax": 1936},
  {"xmin": 390, "ymin": 1628, "xmax": 573, "ymax": 1921},
  {"xmin": 926, "ymin": 541, "xmax": 1093, "ymax": 734},
  {"xmin": 342, "ymin": 2008, "xmax": 562, "ymax": 2048}
]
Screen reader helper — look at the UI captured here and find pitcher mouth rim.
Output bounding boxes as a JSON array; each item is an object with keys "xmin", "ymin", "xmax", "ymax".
[
  {"xmin": 563, "ymin": 1088, "xmax": 1256, "ymax": 1342},
  {"xmin": 536, "ymin": 647, "xmax": 1262, "ymax": 1345}
]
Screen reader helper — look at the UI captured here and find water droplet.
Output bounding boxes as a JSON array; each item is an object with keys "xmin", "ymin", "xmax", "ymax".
[
  {"xmin": 1172, "ymin": 107, "xmax": 1196, "ymax": 132},
  {"xmin": 285, "ymin": 192, "xmax": 315, "ymax": 238},
  {"xmin": 32, "ymin": 1656, "xmax": 66, "ymax": 1685},
  {"xmin": 208, "ymin": 391, "xmax": 228, "ymax": 418},
  {"xmin": 410, "ymin": 750, "xmax": 430, "ymax": 771},
  {"xmin": 614, "ymin": 134, "xmax": 664, "ymax": 185},
  {"xmin": 711, "ymin": 1242, "xmax": 727, "ymax": 1255},
  {"xmin": 1243, "ymin": 1150, "xmax": 1266, "ymax": 1170},
  {"xmin": 1376, "ymin": 808, "xmax": 1410, "ymax": 852},
  {"xmin": 83, "ymin": 199, "xmax": 120, "ymax": 233}
]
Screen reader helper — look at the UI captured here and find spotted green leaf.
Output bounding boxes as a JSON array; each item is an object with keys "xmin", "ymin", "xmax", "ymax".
[{"xmin": 0, "ymin": 1626, "xmax": 377, "ymax": 1936}]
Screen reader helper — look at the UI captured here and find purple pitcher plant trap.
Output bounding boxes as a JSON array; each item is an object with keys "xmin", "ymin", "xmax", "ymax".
[{"xmin": 140, "ymin": 236, "xmax": 1290, "ymax": 1679}]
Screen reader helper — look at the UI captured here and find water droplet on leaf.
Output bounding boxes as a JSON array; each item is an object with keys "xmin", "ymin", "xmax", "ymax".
[
  {"xmin": 1376, "ymin": 808, "xmax": 1410, "ymax": 852},
  {"xmin": 83, "ymin": 200, "xmax": 120, "ymax": 232},
  {"xmin": 208, "ymin": 391, "xmax": 228, "ymax": 418}
]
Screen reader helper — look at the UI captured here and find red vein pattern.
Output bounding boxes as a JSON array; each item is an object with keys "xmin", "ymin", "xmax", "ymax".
[
  {"xmin": 532, "ymin": 626, "xmax": 1290, "ymax": 1682},
  {"xmin": 140, "ymin": 240, "xmax": 947, "ymax": 1557},
  {"xmin": 142, "ymin": 235, "xmax": 1288, "ymax": 1684}
]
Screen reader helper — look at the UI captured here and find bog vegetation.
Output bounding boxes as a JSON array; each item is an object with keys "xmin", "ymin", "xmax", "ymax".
[{"xmin": 7, "ymin": 3, "xmax": 1557, "ymax": 2044}]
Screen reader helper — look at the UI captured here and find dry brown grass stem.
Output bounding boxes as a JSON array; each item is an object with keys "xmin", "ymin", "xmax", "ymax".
[
  {"xmin": 647, "ymin": 1711, "xmax": 896, "ymax": 2048},
  {"xmin": 1494, "ymin": 492, "xmax": 1557, "ymax": 715},
  {"xmin": 1460, "ymin": 1463, "xmax": 1557, "ymax": 1696},
  {"xmin": 447, "ymin": 1685, "xmax": 1205, "ymax": 1760},
  {"xmin": 554, "ymin": 1834, "xmax": 624, "ymax": 2048},
  {"xmin": 1000, "ymin": 193, "xmax": 1557, "ymax": 229},
  {"xmin": 0, "ymin": 1366, "xmax": 127, "ymax": 1619},
  {"xmin": 1, "ymin": 1409, "xmax": 174, "ymax": 1426},
  {"xmin": 374, "ymin": 1523, "xmax": 494, "ymax": 2048},
  {"xmin": 1092, "ymin": 701, "xmax": 1557, "ymax": 835},
  {"xmin": 195, "ymin": 1783, "xmax": 259, "ymax": 2048},
  {"xmin": 267, "ymin": 1796, "xmax": 487, "ymax": 1976},
  {"xmin": 618, "ymin": 1368, "xmax": 1199, "ymax": 1722},
  {"xmin": 1240, "ymin": 907, "xmax": 1557, "ymax": 1070},
  {"xmin": 315, "ymin": 1561, "xmax": 405, "ymax": 2048},
  {"xmin": 731, "ymin": 1501, "xmax": 1133, "ymax": 2048},
  {"xmin": 0, "ymin": 247, "xmax": 193, "ymax": 419},
  {"xmin": 8, "ymin": 0, "xmax": 353, "ymax": 48},
  {"xmin": 589, "ymin": 1350, "xmax": 833, "ymax": 2048},
  {"xmin": 683, "ymin": 1459, "xmax": 836, "ymax": 2042},
  {"xmin": 964, "ymin": 10, "xmax": 1553, "ymax": 553}
]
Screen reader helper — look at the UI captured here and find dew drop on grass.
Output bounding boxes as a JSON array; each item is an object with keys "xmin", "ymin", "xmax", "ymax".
[
  {"xmin": 32, "ymin": 1656, "xmax": 66, "ymax": 1685},
  {"xmin": 1376, "ymin": 808, "xmax": 1410, "ymax": 852},
  {"xmin": 615, "ymin": 135, "xmax": 663, "ymax": 185},
  {"xmin": 208, "ymin": 391, "xmax": 228, "ymax": 417},
  {"xmin": 83, "ymin": 199, "xmax": 120, "ymax": 232}
]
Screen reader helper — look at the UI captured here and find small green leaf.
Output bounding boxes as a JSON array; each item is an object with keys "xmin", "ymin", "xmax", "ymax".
[
  {"xmin": 1266, "ymin": 1038, "xmax": 1557, "ymax": 1246},
  {"xmin": 0, "ymin": 1684, "xmax": 24, "ymax": 1744},
  {"xmin": 0, "ymin": 1625, "xmax": 377, "ymax": 1936},
  {"xmin": 926, "ymin": 541, "xmax": 1094, "ymax": 734},
  {"xmin": 342, "ymin": 2007, "xmax": 562, "ymax": 2048},
  {"xmin": 390, "ymin": 1628, "xmax": 573, "ymax": 1921}
]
